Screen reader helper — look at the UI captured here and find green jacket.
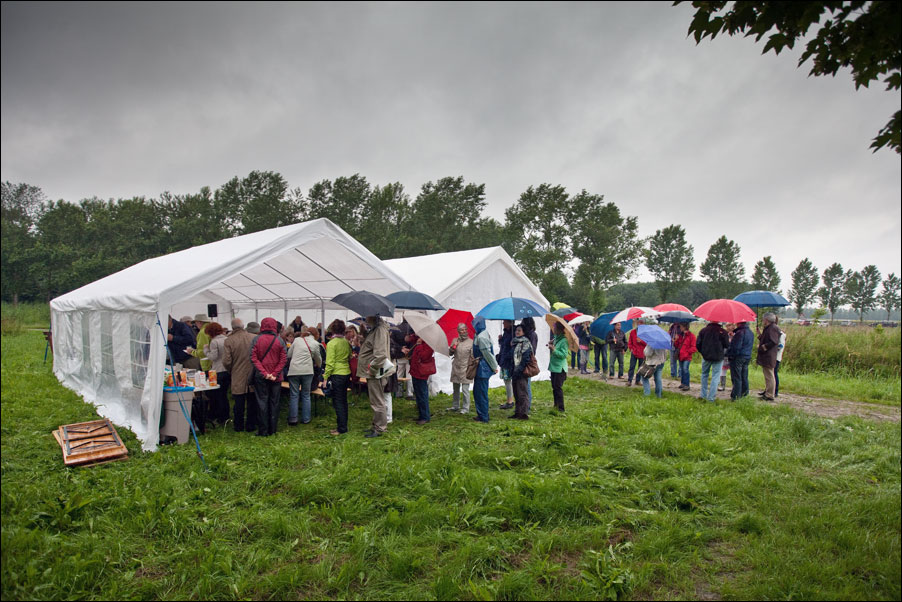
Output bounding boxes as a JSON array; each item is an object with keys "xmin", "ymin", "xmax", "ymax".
[
  {"xmin": 324, "ymin": 336, "xmax": 352, "ymax": 380},
  {"xmin": 548, "ymin": 334, "xmax": 569, "ymax": 373},
  {"xmin": 192, "ymin": 328, "xmax": 213, "ymax": 371}
]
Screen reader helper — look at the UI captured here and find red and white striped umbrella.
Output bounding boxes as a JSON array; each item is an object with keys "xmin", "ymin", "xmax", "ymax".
[{"xmin": 610, "ymin": 306, "xmax": 660, "ymax": 324}]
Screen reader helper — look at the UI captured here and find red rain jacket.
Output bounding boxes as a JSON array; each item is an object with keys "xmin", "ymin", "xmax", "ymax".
[
  {"xmin": 409, "ymin": 339, "xmax": 436, "ymax": 380},
  {"xmin": 627, "ymin": 329, "xmax": 646, "ymax": 357},
  {"xmin": 675, "ymin": 331, "xmax": 697, "ymax": 362}
]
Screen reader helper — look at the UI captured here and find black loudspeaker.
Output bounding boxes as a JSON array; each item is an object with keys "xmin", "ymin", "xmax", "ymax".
[{"xmin": 207, "ymin": 304, "xmax": 218, "ymax": 318}]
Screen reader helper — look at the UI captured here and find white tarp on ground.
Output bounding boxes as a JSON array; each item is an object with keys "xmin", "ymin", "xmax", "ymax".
[
  {"xmin": 50, "ymin": 218, "xmax": 415, "ymax": 451},
  {"xmin": 384, "ymin": 247, "xmax": 551, "ymax": 395}
]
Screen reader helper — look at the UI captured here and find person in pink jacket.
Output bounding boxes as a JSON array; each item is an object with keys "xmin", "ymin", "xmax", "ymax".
[
  {"xmin": 405, "ymin": 335, "xmax": 436, "ymax": 425},
  {"xmin": 250, "ymin": 317, "xmax": 287, "ymax": 436}
]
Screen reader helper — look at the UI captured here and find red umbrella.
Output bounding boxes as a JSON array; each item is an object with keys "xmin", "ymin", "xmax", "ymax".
[
  {"xmin": 654, "ymin": 303, "xmax": 691, "ymax": 313},
  {"xmin": 562, "ymin": 311, "xmax": 583, "ymax": 322},
  {"xmin": 693, "ymin": 299, "xmax": 756, "ymax": 323},
  {"xmin": 437, "ymin": 308, "xmax": 476, "ymax": 345}
]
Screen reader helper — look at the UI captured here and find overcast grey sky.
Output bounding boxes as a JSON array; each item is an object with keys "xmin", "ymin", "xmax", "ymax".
[{"xmin": 2, "ymin": 1, "xmax": 900, "ymax": 286}]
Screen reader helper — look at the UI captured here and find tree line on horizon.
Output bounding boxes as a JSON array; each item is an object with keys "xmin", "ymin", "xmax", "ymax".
[{"xmin": 1, "ymin": 175, "xmax": 899, "ymax": 321}]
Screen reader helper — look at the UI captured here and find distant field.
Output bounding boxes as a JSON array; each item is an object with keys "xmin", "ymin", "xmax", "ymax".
[{"xmin": 2, "ymin": 331, "xmax": 900, "ymax": 600}]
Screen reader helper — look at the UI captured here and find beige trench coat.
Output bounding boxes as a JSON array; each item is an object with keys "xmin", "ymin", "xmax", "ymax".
[
  {"xmin": 223, "ymin": 327, "xmax": 256, "ymax": 395},
  {"xmin": 449, "ymin": 337, "xmax": 474, "ymax": 384}
]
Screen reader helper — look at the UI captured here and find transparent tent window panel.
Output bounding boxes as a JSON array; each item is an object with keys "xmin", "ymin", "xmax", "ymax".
[
  {"xmin": 101, "ymin": 312, "xmax": 115, "ymax": 376},
  {"xmin": 130, "ymin": 316, "xmax": 152, "ymax": 389},
  {"xmin": 81, "ymin": 315, "xmax": 91, "ymax": 367}
]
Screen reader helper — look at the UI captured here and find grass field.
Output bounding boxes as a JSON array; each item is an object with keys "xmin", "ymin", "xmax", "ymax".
[{"xmin": 2, "ymin": 331, "xmax": 900, "ymax": 600}]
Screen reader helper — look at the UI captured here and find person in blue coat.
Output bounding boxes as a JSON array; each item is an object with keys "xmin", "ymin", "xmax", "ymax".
[
  {"xmin": 726, "ymin": 321, "xmax": 754, "ymax": 400},
  {"xmin": 472, "ymin": 317, "xmax": 499, "ymax": 423}
]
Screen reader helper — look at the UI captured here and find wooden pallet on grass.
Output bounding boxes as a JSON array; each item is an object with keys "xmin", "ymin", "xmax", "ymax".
[{"xmin": 52, "ymin": 418, "xmax": 128, "ymax": 467}]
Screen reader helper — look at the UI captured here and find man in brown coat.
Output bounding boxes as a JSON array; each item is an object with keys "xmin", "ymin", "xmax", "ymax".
[
  {"xmin": 223, "ymin": 318, "xmax": 258, "ymax": 432},
  {"xmin": 358, "ymin": 315, "xmax": 391, "ymax": 438},
  {"xmin": 756, "ymin": 312, "xmax": 781, "ymax": 401}
]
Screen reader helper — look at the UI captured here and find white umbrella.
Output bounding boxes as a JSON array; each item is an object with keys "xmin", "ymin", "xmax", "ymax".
[
  {"xmin": 567, "ymin": 314, "xmax": 594, "ymax": 326},
  {"xmin": 610, "ymin": 306, "xmax": 660, "ymax": 324},
  {"xmin": 403, "ymin": 312, "xmax": 452, "ymax": 356}
]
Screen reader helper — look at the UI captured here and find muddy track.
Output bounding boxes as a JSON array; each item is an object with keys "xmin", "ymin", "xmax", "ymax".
[{"xmin": 572, "ymin": 369, "xmax": 900, "ymax": 423}]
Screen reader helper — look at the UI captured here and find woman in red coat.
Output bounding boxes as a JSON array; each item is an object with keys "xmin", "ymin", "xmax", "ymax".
[
  {"xmin": 626, "ymin": 320, "xmax": 647, "ymax": 386},
  {"xmin": 675, "ymin": 322, "xmax": 697, "ymax": 391},
  {"xmin": 405, "ymin": 335, "xmax": 436, "ymax": 425}
]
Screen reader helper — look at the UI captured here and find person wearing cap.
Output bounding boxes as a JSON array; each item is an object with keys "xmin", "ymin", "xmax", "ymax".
[
  {"xmin": 181, "ymin": 315, "xmax": 199, "ymax": 336},
  {"xmin": 246, "ymin": 321, "xmax": 260, "ymax": 334},
  {"xmin": 186, "ymin": 313, "xmax": 213, "ymax": 371},
  {"xmin": 358, "ymin": 315, "xmax": 391, "ymax": 437}
]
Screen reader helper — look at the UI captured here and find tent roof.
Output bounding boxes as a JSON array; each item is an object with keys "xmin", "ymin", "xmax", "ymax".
[
  {"xmin": 51, "ymin": 218, "xmax": 415, "ymax": 313},
  {"xmin": 384, "ymin": 246, "xmax": 547, "ymax": 304}
]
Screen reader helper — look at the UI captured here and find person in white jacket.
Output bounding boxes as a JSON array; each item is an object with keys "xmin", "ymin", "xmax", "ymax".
[{"xmin": 286, "ymin": 331, "xmax": 322, "ymax": 426}]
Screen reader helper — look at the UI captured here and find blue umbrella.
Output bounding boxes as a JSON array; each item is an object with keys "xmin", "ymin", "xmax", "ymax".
[
  {"xmin": 476, "ymin": 297, "xmax": 548, "ymax": 320},
  {"xmin": 733, "ymin": 290, "xmax": 790, "ymax": 308},
  {"xmin": 386, "ymin": 290, "xmax": 445, "ymax": 311},
  {"xmin": 589, "ymin": 311, "xmax": 634, "ymax": 340},
  {"xmin": 637, "ymin": 325, "xmax": 672, "ymax": 349}
]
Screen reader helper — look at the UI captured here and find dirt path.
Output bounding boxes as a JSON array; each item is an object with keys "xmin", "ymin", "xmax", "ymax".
[{"xmin": 572, "ymin": 369, "xmax": 900, "ymax": 423}]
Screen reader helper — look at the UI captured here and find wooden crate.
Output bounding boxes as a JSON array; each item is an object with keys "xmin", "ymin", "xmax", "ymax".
[{"xmin": 52, "ymin": 419, "xmax": 128, "ymax": 467}]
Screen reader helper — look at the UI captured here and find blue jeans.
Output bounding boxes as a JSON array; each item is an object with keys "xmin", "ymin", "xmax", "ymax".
[
  {"xmin": 679, "ymin": 359, "xmax": 691, "ymax": 387},
  {"xmin": 287, "ymin": 373, "xmax": 314, "ymax": 423},
  {"xmin": 578, "ymin": 348, "xmax": 588, "ymax": 372},
  {"xmin": 473, "ymin": 377, "xmax": 490, "ymax": 422},
  {"xmin": 670, "ymin": 350, "xmax": 679, "ymax": 377},
  {"xmin": 526, "ymin": 378, "xmax": 532, "ymax": 412},
  {"xmin": 700, "ymin": 359, "xmax": 722, "ymax": 402},
  {"xmin": 628, "ymin": 354, "xmax": 644, "ymax": 383},
  {"xmin": 729, "ymin": 357, "xmax": 751, "ymax": 400},
  {"xmin": 642, "ymin": 363, "xmax": 664, "ymax": 397},
  {"xmin": 413, "ymin": 377, "xmax": 430, "ymax": 421}
]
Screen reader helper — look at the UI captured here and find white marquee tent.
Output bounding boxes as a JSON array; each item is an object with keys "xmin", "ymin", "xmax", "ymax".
[
  {"xmin": 50, "ymin": 218, "xmax": 415, "ymax": 450},
  {"xmin": 384, "ymin": 247, "xmax": 551, "ymax": 395}
]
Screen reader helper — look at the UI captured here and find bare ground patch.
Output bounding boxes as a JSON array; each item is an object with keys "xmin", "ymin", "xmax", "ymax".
[{"xmin": 573, "ymin": 370, "xmax": 900, "ymax": 423}]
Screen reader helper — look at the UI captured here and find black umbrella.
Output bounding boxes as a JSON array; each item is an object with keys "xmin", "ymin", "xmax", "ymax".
[
  {"xmin": 331, "ymin": 291, "xmax": 396, "ymax": 317},
  {"xmin": 385, "ymin": 290, "xmax": 445, "ymax": 311}
]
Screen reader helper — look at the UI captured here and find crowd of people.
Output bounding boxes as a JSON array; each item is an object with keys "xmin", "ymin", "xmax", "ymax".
[
  {"xmin": 165, "ymin": 308, "xmax": 786, "ymax": 441},
  {"xmin": 568, "ymin": 314, "xmax": 786, "ymax": 402}
]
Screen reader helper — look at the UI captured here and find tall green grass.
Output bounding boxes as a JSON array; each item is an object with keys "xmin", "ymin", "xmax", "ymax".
[
  {"xmin": 779, "ymin": 324, "xmax": 901, "ymax": 379},
  {"xmin": 2, "ymin": 331, "xmax": 900, "ymax": 600},
  {"xmin": 0, "ymin": 302, "xmax": 50, "ymax": 334}
]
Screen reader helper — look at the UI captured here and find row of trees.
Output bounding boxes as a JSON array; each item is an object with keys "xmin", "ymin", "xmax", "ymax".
[
  {"xmin": 2, "ymin": 175, "xmax": 899, "ymax": 320},
  {"xmin": 642, "ymin": 225, "xmax": 900, "ymax": 321}
]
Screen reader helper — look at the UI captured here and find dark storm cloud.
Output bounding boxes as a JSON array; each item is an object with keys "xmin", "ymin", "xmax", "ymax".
[{"xmin": 2, "ymin": 1, "xmax": 899, "ymax": 284}]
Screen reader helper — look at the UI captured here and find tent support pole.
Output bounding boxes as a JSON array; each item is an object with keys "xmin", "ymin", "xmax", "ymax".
[
  {"xmin": 320, "ymin": 298, "xmax": 325, "ymax": 331},
  {"xmin": 283, "ymin": 301, "xmax": 288, "ymax": 328}
]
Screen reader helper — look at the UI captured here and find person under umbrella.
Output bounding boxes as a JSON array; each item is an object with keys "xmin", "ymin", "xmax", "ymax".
[
  {"xmin": 405, "ymin": 333, "xmax": 436, "ymax": 424},
  {"xmin": 674, "ymin": 322, "xmax": 697, "ymax": 391},
  {"xmin": 520, "ymin": 316, "xmax": 539, "ymax": 412},
  {"xmin": 497, "ymin": 320, "xmax": 515, "ymax": 410},
  {"xmin": 626, "ymin": 319, "xmax": 647, "ymax": 386},
  {"xmin": 756, "ymin": 312, "xmax": 781, "ymax": 401},
  {"xmin": 606, "ymin": 322, "xmax": 627, "ymax": 379},
  {"xmin": 448, "ymin": 323, "xmax": 474, "ymax": 414},
  {"xmin": 727, "ymin": 321, "xmax": 754, "ymax": 400},
  {"xmin": 471, "ymin": 317, "xmax": 499, "ymax": 423},
  {"xmin": 547, "ymin": 322, "xmax": 569, "ymax": 412},
  {"xmin": 696, "ymin": 320, "xmax": 730, "ymax": 402},
  {"xmin": 509, "ymin": 324, "xmax": 533, "ymax": 419},
  {"xmin": 358, "ymin": 314, "xmax": 392, "ymax": 437}
]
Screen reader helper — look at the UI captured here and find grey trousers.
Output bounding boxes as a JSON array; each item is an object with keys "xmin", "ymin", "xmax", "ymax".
[
  {"xmin": 452, "ymin": 382, "xmax": 471, "ymax": 412},
  {"xmin": 368, "ymin": 377, "xmax": 388, "ymax": 433}
]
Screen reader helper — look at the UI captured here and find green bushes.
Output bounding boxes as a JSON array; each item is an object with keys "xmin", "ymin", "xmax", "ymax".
[{"xmin": 0, "ymin": 302, "xmax": 50, "ymax": 331}]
